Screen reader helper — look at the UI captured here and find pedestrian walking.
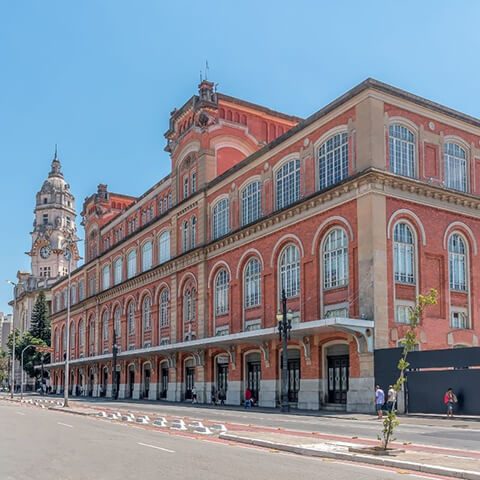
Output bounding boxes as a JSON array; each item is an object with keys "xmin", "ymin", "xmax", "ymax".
[
  {"xmin": 444, "ymin": 388, "xmax": 457, "ymax": 418},
  {"xmin": 244, "ymin": 388, "xmax": 252, "ymax": 409},
  {"xmin": 219, "ymin": 387, "xmax": 226, "ymax": 406},
  {"xmin": 211, "ymin": 385, "xmax": 217, "ymax": 405},
  {"xmin": 375, "ymin": 385, "xmax": 385, "ymax": 419},
  {"xmin": 387, "ymin": 385, "xmax": 397, "ymax": 412},
  {"xmin": 191, "ymin": 386, "xmax": 197, "ymax": 404}
]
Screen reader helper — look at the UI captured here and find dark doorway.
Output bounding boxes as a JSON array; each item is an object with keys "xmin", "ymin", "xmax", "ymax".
[
  {"xmin": 128, "ymin": 368, "xmax": 135, "ymax": 399},
  {"xmin": 247, "ymin": 361, "xmax": 261, "ymax": 402},
  {"xmin": 327, "ymin": 355, "xmax": 349, "ymax": 404},
  {"xmin": 217, "ymin": 364, "xmax": 228, "ymax": 394},
  {"xmin": 114, "ymin": 369, "xmax": 120, "ymax": 399},
  {"xmin": 143, "ymin": 369, "xmax": 151, "ymax": 399},
  {"xmin": 185, "ymin": 367, "xmax": 195, "ymax": 400},
  {"xmin": 102, "ymin": 369, "xmax": 108, "ymax": 397},
  {"xmin": 88, "ymin": 373, "xmax": 94, "ymax": 397},
  {"xmin": 160, "ymin": 367, "xmax": 169, "ymax": 399}
]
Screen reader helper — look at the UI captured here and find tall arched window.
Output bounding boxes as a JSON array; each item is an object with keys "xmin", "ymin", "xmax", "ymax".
[
  {"xmin": 142, "ymin": 296, "xmax": 152, "ymax": 330},
  {"xmin": 212, "ymin": 198, "xmax": 230, "ymax": 239},
  {"xmin": 127, "ymin": 250, "xmax": 137, "ymax": 279},
  {"xmin": 182, "ymin": 221, "xmax": 189, "ymax": 252},
  {"xmin": 279, "ymin": 244, "xmax": 300, "ymax": 298},
  {"xmin": 393, "ymin": 223, "xmax": 415, "ymax": 284},
  {"xmin": 88, "ymin": 319, "xmax": 95, "ymax": 355},
  {"xmin": 241, "ymin": 181, "xmax": 262, "ymax": 226},
  {"xmin": 215, "ymin": 269, "xmax": 230, "ymax": 315},
  {"xmin": 449, "ymin": 234, "xmax": 467, "ymax": 291},
  {"xmin": 102, "ymin": 264, "xmax": 110, "ymax": 290},
  {"xmin": 79, "ymin": 319, "xmax": 85, "ymax": 349},
  {"xmin": 102, "ymin": 310, "xmax": 109, "ymax": 344},
  {"xmin": 113, "ymin": 307, "xmax": 121, "ymax": 338},
  {"xmin": 323, "ymin": 229, "xmax": 348, "ymax": 289},
  {"xmin": 159, "ymin": 289, "xmax": 169, "ymax": 327},
  {"xmin": 142, "ymin": 241, "xmax": 153, "ymax": 272},
  {"xmin": 276, "ymin": 159, "xmax": 300, "ymax": 210},
  {"xmin": 62, "ymin": 327, "xmax": 66, "ymax": 353},
  {"xmin": 318, "ymin": 132, "xmax": 348, "ymax": 190},
  {"xmin": 445, "ymin": 143, "xmax": 467, "ymax": 192},
  {"xmin": 71, "ymin": 284, "xmax": 77, "ymax": 305},
  {"xmin": 54, "ymin": 330, "xmax": 59, "ymax": 358},
  {"xmin": 158, "ymin": 231, "xmax": 170, "ymax": 263},
  {"xmin": 70, "ymin": 322, "xmax": 75, "ymax": 352},
  {"xmin": 114, "ymin": 257, "xmax": 123, "ymax": 285},
  {"xmin": 389, "ymin": 124, "xmax": 416, "ymax": 178},
  {"xmin": 190, "ymin": 216, "xmax": 197, "ymax": 249},
  {"xmin": 244, "ymin": 258, "xmax": 261, "ymax": 307},
  {"xmin": 183, "ymin": 288, "xmax": 196, "ymax": 323},
  {"xmin": 127, "ymin": 301, "xmax": 135, "ymax": 334}
]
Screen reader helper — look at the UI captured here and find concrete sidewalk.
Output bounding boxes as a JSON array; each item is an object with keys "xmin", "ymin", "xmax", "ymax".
[{"xmin": 220, "ymin": 430, "xmax": 480, "ymax": 480}]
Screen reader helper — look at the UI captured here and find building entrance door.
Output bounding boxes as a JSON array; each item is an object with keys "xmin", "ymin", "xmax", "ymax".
[
  {"xmin": 327, "ymin": 355, "xmax": 349, "ymax": 404},
  {"xmin": 185, "ymin": 367, "xmax": 195, "ymax": 400},
  {"xmin": 247, "ymin": 361, "xmax": 261, "ymax": 402},
  {"xmin": 143, "ymin": 368, "xmax": 151, "ymax": 399},
  {"xmin": 102, "ymin": 369, "xmax": 108, "ymax": 397},
  {"xmin": 128, "ymin": 368, "xmax": 135, "ymax": 399},
  {"xmin": 160, "ymin": 367, "xmax": 169, "ymax": 399},
  {"xmin": 217, "ymin": 363, "xmax": 228, "ymax": 402}
]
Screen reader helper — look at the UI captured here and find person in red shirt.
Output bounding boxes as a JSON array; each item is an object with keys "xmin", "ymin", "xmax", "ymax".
[
  {"xmin": 245, "ymin": 388, "xmax": 253, "ymax": 409},
  {"xmin": 444, "ymin": 388, "xmax": 458, "ymax": 418}
]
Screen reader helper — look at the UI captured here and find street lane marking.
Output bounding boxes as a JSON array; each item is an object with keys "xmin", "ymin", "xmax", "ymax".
[
  {"xmin": 16, "ymin": 412, "xmax": 26, "ymax": 415},
  {"xmin": 57, "ymin": 422, "xmax": 73, "ymax": 428},
  {"xmin": 137, "ymin": 442, "xmax": 175, "ymax": 453}
]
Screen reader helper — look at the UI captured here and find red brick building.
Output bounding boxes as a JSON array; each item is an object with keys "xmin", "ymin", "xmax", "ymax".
[{"xmin": 47, "ymin": 79, "xmax": 480, "ymax": 412}]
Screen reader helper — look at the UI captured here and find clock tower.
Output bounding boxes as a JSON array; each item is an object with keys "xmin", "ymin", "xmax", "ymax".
[{"xmin": 30, "ymin": 150, "xmax": 78, "ymax": 278}]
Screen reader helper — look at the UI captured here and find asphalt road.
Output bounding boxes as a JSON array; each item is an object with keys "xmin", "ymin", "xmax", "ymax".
[
  {"xmin": 0, "ymin": 402, "xmax": 449, "ymax": 480},
  {"xmin": 61, "ymin": 396, "xmax": 480, "ymax": 452}
]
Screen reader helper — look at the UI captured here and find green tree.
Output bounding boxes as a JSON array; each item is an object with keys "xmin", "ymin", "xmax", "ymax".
[
  {"xmin": 29, "ymin": 291, "xmax": 51, "ymax": 344},
  {"xmin": 7, "ymin": 330, "xmax": 47, "ymax": 379},
  {"xmin": 0, "ymin": 349, "xmax": 9, "ymax": 385},
  {"xmin": 379, "ymin": 288, "xmax": 438, "ymax": 450}
]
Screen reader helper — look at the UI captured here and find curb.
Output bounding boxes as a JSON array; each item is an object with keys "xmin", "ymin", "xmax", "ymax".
[
  {"xmin": 219, "ymin": 434, "xmax": 480, "ymax": 480},
  {"xmin": 47, "ymin": 407, "xmax": 96, "ymax": 417}
]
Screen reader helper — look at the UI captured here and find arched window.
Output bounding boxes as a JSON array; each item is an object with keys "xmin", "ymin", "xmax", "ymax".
[
  {"xmin": 190, "ymin": 216, "xmax": 197, "ymax": 249},
  {"xmin": 183, "ymin": 288, "xmax": 196, "ymax": 323},
  {"xmin": 127, "ymin": 250, "xmax": 137, "ymax": 279},
  {"xmin": 318, "ymin": 132, "xmax": 348, "ymax": 190},
  {"xmin": 276, "ymin": 159, "xmax": 300, "ymax": 210},
  {"xmin": 445, "ymin": 143, "xmax": 467, "ymax": 192},
  {"xmin": 159, "ymin": 289, "xmax": 169, "ymax": 327},
  {"xmin": 215, "ymin": 269, "xmax": 230, "ymax": 315},
  {"xmin": 71, "ymin": 284, "xmax": 77, "ymax": 305},
  {"xmin": 102, "ymin": 310, "xmax": 109, "ymax": 343},
  {"xmin": 244, "ymin": 258, "xmax": 261, "ymax": 307},
  {"xmin": 182, "ymin": 221, "xmax": 189, "ymax": 252},
  {"xmin": 113, "ymin": 307, "xmax": 121, "ymax": 338},
  {"xmin": 393, "ymin": 223, "xmax": 415, "ymax": 284},
  {"xmin": 114, "ymin": 257, "xmax": 123, "ymax": 285},
  {"xmin": 142, "ymin": 241, "xmax": 153, "ymax": 272},
  {"xmin": 70, "ymin": 322, "xmax": 75, "ymax": 351},
  {"xmin": 79, "ymin": 319, "xmax": 85, "ymax": 349},
  {"xmin": 279, "ymin": 245, "xmax": 300, "ymax": 298},
  {"xmin": 449, "ymin": 234, "xmax": 467, "ymax": 291},
  {"xmin": 102, "ymin": 264, "xmax": 110, "ymax": 290},
  {"xmin": 142, "ymin": 296, "xmax": 152, "ymax": 330},
  {"xmin": 55, "ymin": 330, "xmax": 59, "ymax": 357},
  {"xmin": 241, "ymin": 181, "xmax": 262, "ymax": 226},
  {"xmin": 212, "ymin": 198, "xmax": 230, "ymax": 239},
  {"xmin": 127, "ymin": 301, "xmax": 135, "ymax": 334},
  {"xmin": 88, "ymin": 319, "xmax": 95, "ymax": 355},
  {"xmin": 323, "ymin": 229, "xmax": 348, "ymax": 289},
  {"xmin": 158, "ymin": 231, "xmax": 170, "ymax": 263},
  {"xmin": 62, "ymin": 327, "xmax": 66, "ymax": 352},
  {"xmin": 389, "ymin": 124, "xmax": 416, "ymax": 178}
]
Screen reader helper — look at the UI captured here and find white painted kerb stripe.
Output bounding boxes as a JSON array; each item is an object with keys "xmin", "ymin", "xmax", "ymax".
[
  {"xmin": 137, "ymin": 442, "xmax": 175, "ymax": 453},
  {"xmin": 57, "ymin": 422, "xmax": 73, "ymax": 428}
]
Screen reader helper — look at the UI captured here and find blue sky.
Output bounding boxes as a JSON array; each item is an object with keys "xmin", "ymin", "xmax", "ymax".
[{"xmin": 0, "ymin": 0, "xmax": 479, "ymax": 313}]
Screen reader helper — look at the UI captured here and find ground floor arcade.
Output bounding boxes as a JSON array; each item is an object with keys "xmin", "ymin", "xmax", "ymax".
[{"xmin": 48, "ymin": 319, "xmax": 374, "ymax": 413}]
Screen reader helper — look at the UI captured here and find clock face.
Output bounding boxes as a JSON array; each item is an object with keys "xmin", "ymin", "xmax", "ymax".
[{"xmin": 40, "ymin": 246, "xmax": 51, "ymax": 259}]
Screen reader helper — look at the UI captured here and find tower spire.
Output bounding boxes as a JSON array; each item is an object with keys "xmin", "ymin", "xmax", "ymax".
[{"xmin": 54, "ymin": 144, "xmax": 58, "ymax": 160}]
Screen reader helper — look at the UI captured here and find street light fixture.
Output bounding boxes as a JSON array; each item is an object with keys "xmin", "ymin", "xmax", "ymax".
[
  {"xmin": 276, "ymin": 289, "xmax": 293, "ymax": 413},
  {"xmin": 111, "ymin": 329, "xmax": 119, "ymax": 400}
]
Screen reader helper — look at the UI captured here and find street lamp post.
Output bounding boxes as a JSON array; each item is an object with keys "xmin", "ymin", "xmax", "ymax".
[
  {"xmin": 62, "ymin": 243, "xmax": 74, "ymax": 408},
  {"xmin": 276, "ymin": 289, "xmax": 293, "ymax": 413},
  {"xmin": 6, "ymin": 280, "xmax": 20, "ymax": 399},
  {"xmin": 20, "ymin": 344, "xmax": 37, "ymax": 401},
  {"xmin": 111, "ymin": 330, "xmax": 119, "ymax": 400}
]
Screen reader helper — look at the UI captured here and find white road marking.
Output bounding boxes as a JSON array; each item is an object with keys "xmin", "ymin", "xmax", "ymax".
[
  {"xmin": 57, "ymin": 422, "xmax": 73, "ymax": 428},
  {"xmin": 137, "ymin": 442, "xmax": 175, "ymax": 453},
  {"xmin": 16, "ymin": 412, "xmax": 26, "ymax": 415}
]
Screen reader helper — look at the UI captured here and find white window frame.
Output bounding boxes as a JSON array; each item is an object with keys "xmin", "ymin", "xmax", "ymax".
[
  {"xmin": 191, "ymin": 171, "xmax": 197, "ymax": 193},
  {"xmin": 114, "ymin": 257, "xmax": 123, "ymax": 285},
  {"xmin": 323, "ymin": 228, "xmax": 348, "ymax": 289},
  {"xmin": 102, "ymin": 264, "xmax": 110, "ymax": 291},
  {"xmin": 393, "ymin": 222, "xmax": 415, "ymax": 284},
  {"xmin": 127, "ymin": 302, "xmax": 135, "ymax": 335},
  {"xmin": 142, "ymin": 241, "xmax": 153, "ymax": 272},
  {"xmin": 142, "ymin": 296, "xmax": 152, "ymax": 331},
  {"xmin": 190, "ymin": 217, "xmax": 196, "ymax": 249},
  {"xmin": 114, "ymin": 307, "xmax": 121, "ymax": 338},
  {"xmin": 444, "ymin": 142, "xmax": 467, "ymax": 192},
  {"xmin": 182, "ymin": 221, "xmax": 189, "ymax": 252},
  {"xmin": 215, "ymin": 269, "xmax": 230, "ymax": 316},
  {"xmin": 212, "ymin": 198, "xmax": 230, "ymax": 240},
  {"xmin": 450, "ymin": 307, "xmax": 469, "ymax": 330},
  {"xmin": 324, "ymin": 302, "xmax": 349, "ymax": 319},
  {"xmin": 127, "ymin": 249, "xmax": 137, "ymax": 279},
  {"xmin": 244, "ymin": 258, "xmax": 261, "ymax": 308},
  {"xmin": 241, "ymin": 181, "xmax": 262, "ymax": 226},
  {"xmin": 183, "ymin": 176, "xmax": 189, "ymax": 199},
  {"xmin": 317, "ymin": 132, "xmax": 349, "ymax": 190},
  {"xmin": 158, "ymin": 231, "xmax": 170, "ymax": 263},
  {"xmin": 79, "ymin": 320, "xmax": 85, "ymax": 349},
  {"xmin": 279, "ymin": 244, "xmax": 300, "ymax": 298},
  {"xmin": 449, "ymin": 233, "xmax": 468, "ymax": 291},
  {"xmin": 275, "ymin": 158, "xmax": 300, "ymax": 210},
  {"xmin": 389, "ymin": 123, "xmax": 416, "ymax": 178},
  {"xmin": 394, "ymin": 301, "xmax": 415, "ymax": 325},
  {"xmin": 159, "ymin": 289, "xmax": 169, "ymax": 327},
  {"xmin": 102, "ymin": 311, "xmax": 109, "ymax": 344}
]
